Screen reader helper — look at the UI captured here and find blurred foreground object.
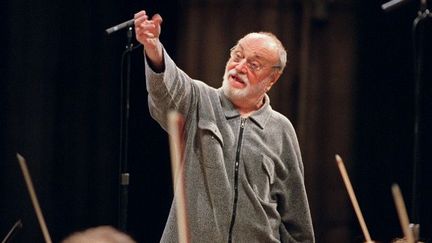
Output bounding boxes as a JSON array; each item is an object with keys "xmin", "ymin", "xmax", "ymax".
[{"xmin": 61, "ymin": 226, "xmax": 136, "ymax": 243}]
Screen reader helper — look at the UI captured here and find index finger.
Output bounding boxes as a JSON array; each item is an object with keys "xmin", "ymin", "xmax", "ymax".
[{"xmin": 134, "ymin": 10, "xmax": 147, "ymax": 19}]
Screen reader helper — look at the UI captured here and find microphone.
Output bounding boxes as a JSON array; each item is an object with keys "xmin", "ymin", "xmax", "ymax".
[
  {"xmin": 381, "ymin": 0, "xmax": 412, "ymax": 12},
  {"xmin": 105, "ymin": 19, "xmax": 134, "ymax": 35}
]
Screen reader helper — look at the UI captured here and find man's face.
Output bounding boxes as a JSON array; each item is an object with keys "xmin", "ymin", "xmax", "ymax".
[{"xmin": 222, "ymin": 35, "xmax": 280, "ymax": 106}]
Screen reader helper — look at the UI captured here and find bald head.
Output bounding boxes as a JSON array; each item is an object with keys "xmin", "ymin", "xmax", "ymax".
[{"xmin": 237, "ymin": 32, "xmax": 287, "ymax": 74}]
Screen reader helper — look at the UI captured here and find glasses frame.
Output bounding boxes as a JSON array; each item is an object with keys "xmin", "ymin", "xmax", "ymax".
[{"xmin": 229, "ymin": 47, "xmax": 281, "ymax": 73}]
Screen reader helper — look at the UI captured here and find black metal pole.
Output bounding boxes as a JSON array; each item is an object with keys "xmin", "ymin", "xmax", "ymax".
[
  {"xmin": 106, "ymin": 17, "xmax": 142, "ymax": 231},
  {"xmin": 411, "ymin": 4, "xmax": 431, "ymax": 225},
  {"xmin": 118, "ymin": 26, "xmax": 134, "ymax": 231},
  {"xmin": 382, "ymin": 0, "xmax": 431, "ymax": 240}
]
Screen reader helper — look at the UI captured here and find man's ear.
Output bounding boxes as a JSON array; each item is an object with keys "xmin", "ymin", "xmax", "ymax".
[{"xmin": 266, "ymin": 72, "xmax": 281, "ymax": 91}]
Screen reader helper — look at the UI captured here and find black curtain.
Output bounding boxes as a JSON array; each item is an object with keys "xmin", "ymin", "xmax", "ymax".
[
  {"xmin": 1, "ymin": 0, "xmax": 432, "ymax": 243},
  {"xmin": 1, "ymin": 1, "xmax": 179, "ymax": 242},
  {"xmin": 356, "ymin": 1, "xmax": 432, "ymax": 242}
]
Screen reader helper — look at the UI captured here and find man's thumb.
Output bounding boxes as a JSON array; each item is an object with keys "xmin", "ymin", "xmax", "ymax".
[{"xmin": 152, "ymin": 14, "xmax": 163, "ymax": 25}]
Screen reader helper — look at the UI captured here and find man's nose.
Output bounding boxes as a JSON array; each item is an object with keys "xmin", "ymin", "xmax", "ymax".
[{"xmin": 235, "ymin": 59, "xmax": 248, "ymax": 73}]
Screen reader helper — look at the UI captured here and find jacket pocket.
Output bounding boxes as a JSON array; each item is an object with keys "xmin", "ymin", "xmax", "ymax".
[
  {"xmin": 250, "ymin": 154, "xmax": 275, "ymax": 202},
  {"xmin": 197, "ymin": 119, "xmax": 224, "ymax": 168}
]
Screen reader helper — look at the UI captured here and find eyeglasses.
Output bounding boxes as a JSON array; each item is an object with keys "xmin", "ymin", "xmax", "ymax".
[{"xmin": 229, "ymin": 47, "xmax": 281, "ymax": 73}]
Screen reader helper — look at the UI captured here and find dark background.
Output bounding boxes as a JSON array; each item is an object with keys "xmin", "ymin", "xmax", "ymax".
[
  {"xmin": 1, "ymin": 0, "xmax": 431, "ymax": 242},
  {"xmin": 356, "ymin": 1, "xmax": 432, "ymax": 242}
]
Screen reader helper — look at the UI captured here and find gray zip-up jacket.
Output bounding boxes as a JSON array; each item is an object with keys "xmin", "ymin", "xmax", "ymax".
[{"xmin": 145, "ymin": 49, "xmax": 315, "ymax": 243}]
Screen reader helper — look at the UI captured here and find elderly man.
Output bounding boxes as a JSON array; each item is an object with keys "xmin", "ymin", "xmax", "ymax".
[{"xmin": 134, "ymin": 10, "xmax": 315, "ymax": 243}]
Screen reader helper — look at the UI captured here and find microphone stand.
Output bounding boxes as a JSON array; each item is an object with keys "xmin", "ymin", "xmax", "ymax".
[
  {"xmin": 382, "ymin": 0, "xmax": 431, "ymax": 241},
  {"xmin": 106, "ymin": 19, "xmax": 141, "ymax": 231},
  {"xmin": 117, "ymin": 26, "xmax": 133, "ymax": 232},
  {"xmin": 410, "ymin": 0, "xmax": 430, "ymax": 233}
]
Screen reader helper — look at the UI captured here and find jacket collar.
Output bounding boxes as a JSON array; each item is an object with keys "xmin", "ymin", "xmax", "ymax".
[{"xmin": 218, "ymin": 88, "xmax": 271, "ymax": 129}]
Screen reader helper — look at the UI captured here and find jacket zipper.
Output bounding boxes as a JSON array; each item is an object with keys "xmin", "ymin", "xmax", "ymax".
[{"xmin": 228, "ymin": 118, "xmax": 246, "ymax": 243}]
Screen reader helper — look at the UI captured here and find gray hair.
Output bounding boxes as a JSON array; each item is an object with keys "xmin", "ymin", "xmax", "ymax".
[{"xmin": 239, "ymin": 32, "xmax": 287, "ymax": 74}]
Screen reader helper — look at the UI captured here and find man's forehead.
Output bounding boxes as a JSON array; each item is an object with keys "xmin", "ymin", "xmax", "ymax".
[
  {"xmin": 240, "ymin": 34, "xmax": 277, "ymax": 48},
  {"xmin": 237, "ymin": 36, "xmax": 278, "ymax": 60}
]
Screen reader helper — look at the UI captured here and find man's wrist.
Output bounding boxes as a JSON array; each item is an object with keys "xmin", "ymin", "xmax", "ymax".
[{"xmin": 144, "ymin": 43, "xmax": 164, "ymax": 73}]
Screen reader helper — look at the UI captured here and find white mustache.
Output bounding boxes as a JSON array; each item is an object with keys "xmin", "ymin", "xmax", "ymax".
[{"xmin": 228, "ymin": 69, "xmax": 249, "ymax": 85}]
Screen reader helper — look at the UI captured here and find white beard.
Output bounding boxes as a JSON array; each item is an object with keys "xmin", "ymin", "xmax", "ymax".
[
  {"xmin": 222, "ymin": 69, "xmax": 270, "ymax": 105},
  {"xmin": 222, "ymin": 69, "xmax": 249, "ymax": 99}
]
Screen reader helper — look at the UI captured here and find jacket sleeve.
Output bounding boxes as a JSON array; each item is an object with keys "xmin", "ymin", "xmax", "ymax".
[
  {"xmin": 277, "ymin": 122, "xmax": 315, "ymax": 243},
  {"xmin": 144, "ymin": 48, "xmax": 196, "ymax": 131}
]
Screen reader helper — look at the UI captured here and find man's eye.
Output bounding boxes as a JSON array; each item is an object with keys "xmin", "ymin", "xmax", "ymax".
[{"xmin": 250, "ymin": 62, "xmax": 260, "ymax": 70}]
